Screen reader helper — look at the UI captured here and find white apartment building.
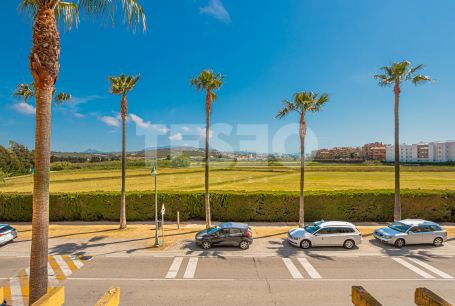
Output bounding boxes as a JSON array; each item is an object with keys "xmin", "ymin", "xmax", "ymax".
[{"xmin": 386, "ymin": 141, "xmax": 455, "ymax": 163}]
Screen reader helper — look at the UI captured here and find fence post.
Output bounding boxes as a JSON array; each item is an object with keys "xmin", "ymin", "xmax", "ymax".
[
  {"xmin": 352, "ymin": 286, "xmax": 382, "ymax": 306},
  {"xmin": 177, "ymin": 210, "xmax": 180, "ymax": 230},
  {"xmin": 415, "ymin": 287, "xmax": 452, "ymax": 306}
]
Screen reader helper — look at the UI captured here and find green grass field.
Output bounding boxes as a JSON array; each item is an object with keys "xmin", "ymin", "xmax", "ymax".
[{"xmin": 1, "ymin": 164, "xmax": 455, "ymax": 193}]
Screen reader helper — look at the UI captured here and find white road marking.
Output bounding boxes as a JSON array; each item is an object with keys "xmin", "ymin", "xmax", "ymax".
[
  {"xmin": 166, "ymin": 257, "xmax": 184, "ymax": 279},
  {"xmin": 71, "ymin": 257, "xmax": 84, "ymax": 269},
  {"xmin": 407, "ymin": 257, "xmax": 454, "ymax": 279},
  {"xmin": 297, "ymin": 257, "xmax": 321, "ymax": 279},
  {"xmin": 183, "ymin": 257, "xmax": 198, "ymax": 279},
  {"xmin": 282, "ymin": 258, "xmax": 303, "ymax": 279},
  {"xmin": 9, "ymin": 276, "xmax": 25, "ymax": 306},
  {"xmin": 54, "ymin": 255, "xmax": 73, "ymax": 277},
  {"xmin": 48, "ymin": 263, "xmax": 59, "ymax": 288},
  {"xmin": 392, "ymin": 258, "xmax": 435, "ymax": 279}
]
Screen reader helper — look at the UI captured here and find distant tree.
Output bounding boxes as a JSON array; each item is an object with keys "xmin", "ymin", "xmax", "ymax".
[
  {"xmin": 191, "ymin": 69, "xmax": 224, "ymax": 228},
  {"xmin": 171, "ymin": 154, "xmax": 191, "ymax": 168},
  {"xmin": 0, "ymin": 169, "xmax": 7, "ymax": 184},
  {"xmin": 276, "ymin": 91, "xmax": 329, "ymax": 227},
  {"xmin": 374, "ymin": 61, "xmax": 431, "ymax": 221},
  {"xmin": 108, "ymin": 74, "xmax": 140, "ymax": 230}
]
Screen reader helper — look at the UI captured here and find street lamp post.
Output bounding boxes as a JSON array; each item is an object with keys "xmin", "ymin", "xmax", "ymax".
[{"xmin": 151, "ymin": 165, "xmax": 160, "ymax": 247}]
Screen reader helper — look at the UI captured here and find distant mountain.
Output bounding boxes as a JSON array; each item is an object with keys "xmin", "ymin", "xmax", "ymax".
[{"xmin": 83, "ymin": 149, "xmax": 104, "ymax": 154}]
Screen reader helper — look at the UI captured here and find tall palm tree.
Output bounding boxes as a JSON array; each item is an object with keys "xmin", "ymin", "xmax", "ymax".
[
  {"xmin": 108, "ymin": 74, "xmax": 140, "ymax": 229},
  {"xmin": 276, "ymin": 91, "xmax": 329, "ymax": 227},
  {"xmin": 374, "ymin": 61, "xmax": 431, "ymax": 221},
  {"xmin": 191, "ymin": 70, "xmax": 224, "ymax": 228},
  {"xmin": 14, "ymin": 82, "xmax": 71, "ymax": 105},
  {"xmin": 18, "ymin": 1, "xmax": 146, "ymax": 303}
]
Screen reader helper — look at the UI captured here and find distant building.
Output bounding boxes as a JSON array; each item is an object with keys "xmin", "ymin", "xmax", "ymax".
[
  {"xmin": 313, "ymin": 147, "xmax": 362, "ymax": 161},
  {"xmin": 362, "ymin": 142, "xmax": 386, "ymax": 161},
  {"xmin": 386, "ymin": 141, "xmax": 455, "ymax": 163}
]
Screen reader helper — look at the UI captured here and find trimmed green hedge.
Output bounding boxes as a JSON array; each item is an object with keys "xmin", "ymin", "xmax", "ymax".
[{"xmin": 0, "ymin": 190, "xmax": 454, "ymax": 222}]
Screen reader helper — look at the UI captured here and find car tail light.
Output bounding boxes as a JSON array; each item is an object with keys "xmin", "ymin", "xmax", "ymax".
[{"xmin": 246, "ymin": 231, "xmax": 251, "ymax": 237}]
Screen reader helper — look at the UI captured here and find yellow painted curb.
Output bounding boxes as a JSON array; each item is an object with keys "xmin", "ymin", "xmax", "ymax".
[
  {"xmin": 31, "ymin": 286, "xmax": 64, "ymax": 306},
  {"xmin": 95, "ymin": 287, "xmax": 120, "ymax": 306},
  {"xmin": 0, "ymin": 287, "xmax": 4, "ymax": 303}
]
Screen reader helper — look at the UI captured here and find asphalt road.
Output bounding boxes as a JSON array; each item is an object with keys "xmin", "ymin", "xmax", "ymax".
[{"xmin": 2, "ymin": 237, "xmax": 455, "ymax": 305}]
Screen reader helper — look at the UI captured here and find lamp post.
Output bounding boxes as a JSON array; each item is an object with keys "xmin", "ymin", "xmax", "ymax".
[{"xmin": 151, "ymin": 165, "xmax": 160, "ymax": 247}]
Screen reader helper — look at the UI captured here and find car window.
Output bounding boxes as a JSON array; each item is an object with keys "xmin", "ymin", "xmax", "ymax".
[
  {"xmin": 388, "ymin": 222, "xmax": 411, "ymax": 233},
  {"xmin": 229, "ymin": 228, "xmax": 242, "ymax": 235},
  {"xmin": 0, "ymin": 226, "xmax": 13, "ymax": 233},
  {"xmin": 317, "ymin": 228, "xmax": 337, "ymax": 235},
  {"xmin": 417, "ymin": 226, "xmax": 434, "ymax": 233},
  {"xmin": 304, "ymin": 224, "xmax": 320, "ymax": 233},
  {"xmin": 430, "ymin": 225, "xmax": 442, "ymax": 231},
  {"xmin": 336, "ymin": 227, "xmax": 355, "ymax": 233}
]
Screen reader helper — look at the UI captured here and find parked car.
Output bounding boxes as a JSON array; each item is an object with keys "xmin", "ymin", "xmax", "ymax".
[
  {"xmin": 288, "ymin": 220, "xmax": 362, "ymax": 249},
  {"xmin": 195, "ymin": 222, "xmax": 253, "ymax": 250},
  {"xmin": 0, "ymin": 224, "xmax": 17, "ymax": 246},
  {"xmin": 373, "ymin": 219, "xmax": 447, "ymax": 248}
]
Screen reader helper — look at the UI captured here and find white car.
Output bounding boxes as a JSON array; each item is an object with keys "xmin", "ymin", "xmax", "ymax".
[
  {"xmin": 288, "ymin": 221, "xmax": 362, "ymax": 249},
  {"xmin": 0, "ymin": 224, "xmax": 17, "ymax": 245}
]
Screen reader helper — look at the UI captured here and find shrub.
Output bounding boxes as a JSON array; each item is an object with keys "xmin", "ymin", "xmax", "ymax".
[
  {"xmin": 170, "ymin": 154, "xmax": 191, "ymax": 168},
  {"xmin": 1, "ymin": 190, "xmax": 454, "ymax": 222}
]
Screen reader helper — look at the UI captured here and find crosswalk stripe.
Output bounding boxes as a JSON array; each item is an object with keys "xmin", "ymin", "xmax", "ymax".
[
  {"xmin": 392, "ymin": 258, "xmax": 435, "ymax": 279},
  {"xmin": 9, "ymin": 276, "xmax": 24, "ymax": 306},
  {"xmin": 47, "ymin": 263, "xmax": 59, "ymax": 288},
  {"xmin": 48, "ymin": 256, "xmax": 65, "ymax": 281},
  {"xmin": 166, "ymin": 257, "xmax": 184, "ymax": 279},
  {"xmin": 297, "ymin": 258, "xmax": 322, "ymax": 279},
  {"xmin": 71, "ymin": 257, "xmax": 85, "ymax": 269},
  {"xmin": 53, "ymin": 255, "xmax": 72, "ymax": 277},
  {"xmin": 63, "ymin": 255, "xmax": 79, "ymax": 273},
  {"xmin": 17, "ymin": 269, "xmax": 28, "ymax": 299},
  {"xmin": 407, "ymin": 258, "xmax": 454, "ymax": 279},
  {"xmin": 183, "ymin": 258, "xmax": 198, "ymax": 279},
  {"xmin": 282, "ymin": 258, "xmax": 303, "ymax": 279}
]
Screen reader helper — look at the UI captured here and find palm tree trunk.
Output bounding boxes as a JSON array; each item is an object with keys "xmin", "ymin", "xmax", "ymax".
[
  {"xmin": 120, "ymin": 95, "xmax": 128, "ymax": 229},
  {"xmin": 299, "ymin": 113, "xmax": 306, "ymax": 227},
  {"xmin": 28, "ymin": 7, "xmax": 60, "ymax": 305},
  {"xmin": 205, "ymin": 91, "xmax": 212, "ymax": 228},
  {"xmin": 393, "ymin": 83, "xmax": 401, "ymax": 221}
]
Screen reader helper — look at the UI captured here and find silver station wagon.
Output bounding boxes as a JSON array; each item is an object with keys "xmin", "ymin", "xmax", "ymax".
[
  {"xmin": 288, "ymin": 221, "xmax": 362, "ymax": 249},
  {"xmin": 374, "ymin": 219, "xmax": 447, "ymax": 248}
]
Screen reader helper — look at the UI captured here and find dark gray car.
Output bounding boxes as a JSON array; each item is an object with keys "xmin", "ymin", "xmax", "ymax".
[{"xmin": 195, "ymin": 222, "xmax": 253, "ymax": 250}]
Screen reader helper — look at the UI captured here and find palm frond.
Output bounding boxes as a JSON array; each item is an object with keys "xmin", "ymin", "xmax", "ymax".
[
  {"xmin": 412, "ymin": 75, "xmax": 432, "ymax": 85},
  {"xmin": 18, "ymin": 0, "xmax": 42, "ymax": 19},
  {"xmin": 54, "ymin": 92, "xmax": 71, "ymax": 104},
  {"xmin": 109, "ymin": 73, "xmax": 140, "ymax": 95},
  {"xmin": 55, "ymin": 1, "xmax": 80, "ymax": 31},
  {"xmin": 14, "ymin": 83, "xmax": 35, "ymax": 103},
  {"xmin": 275, "ymin": 99, "xmax": 295, "ymax": 119},
  {"xmin": 79, "ymin": 0, "xmax": 146, "ymax": 32},
  {"xmin": 374, "ymin": 74, "xmax": 394, "ymax": 87},
  {"xmin": 191, "ymin": 69, "xmax": 225, "ymax": 93}
]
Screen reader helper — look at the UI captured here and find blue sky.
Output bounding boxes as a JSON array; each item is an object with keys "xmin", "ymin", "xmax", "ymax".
[{"xmin": 1, "ymin": 0, "xmax": 455, "ymax": 153}]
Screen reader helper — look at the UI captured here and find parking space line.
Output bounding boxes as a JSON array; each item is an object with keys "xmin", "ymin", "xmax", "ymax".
[
  {"xmin": 297, "ymin": 258, "xmax": 322, "ymax": 279},
  {"xmin": 407, "ymin": 258, "xmax": 454, "ymax": 279},
  {"xmin": 183, "ymin": 257, "xmax": 198, "ymax": 279},
  {"xmin": 166, "ymin": 257, "xmax": 184, "ymax": 279},
  {"xmin": 282, "ymin": 258, "xmax": 303, "ymax": 279},
  {"xmin": 392, "ymin": 258, "xmax": 435, "ymax": 279}
]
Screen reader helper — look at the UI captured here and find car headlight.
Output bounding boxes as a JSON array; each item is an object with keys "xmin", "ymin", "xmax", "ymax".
[{"xmin": 383, "ymin": 235, "xmax": 391, "ymax": 239}]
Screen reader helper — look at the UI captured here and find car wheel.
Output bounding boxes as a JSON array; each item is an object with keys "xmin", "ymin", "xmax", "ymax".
[
  {"xmin": 394, "ymin": 238, "xmax": 405, "ymax": 248},
  {"xmin": 433, "ymin": 237, "xmax": 444, "ymax": 247},
  {"xmin": 343, "ymin": 239, "xmax": 355, "ymax": 249},
  {"xmin": 201, "ymin": 240, "xmax": 211, "ymax": 249},
  {"xmin": 239, "ymin": 240, "xmax": 249, "ymax": 250},
  {"xmin": 300, "ymin": 240, "xmax": 311, "ymax": 249}
]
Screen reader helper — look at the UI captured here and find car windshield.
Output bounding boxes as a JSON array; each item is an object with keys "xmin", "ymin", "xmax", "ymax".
[
  {"xmin": 388, "ymin": 222, "xmax": 411, "ymax": 233},
  {"xmin": 0, "ymin": 225, "xmax": 13, "ymax": 233},
  {"xmin": 207, "ymin": 226, "xmax": 220, "ymax": 234},
  {"xmin": 304, "ymin": 224, "xmax": 320, "ymax": 234}
]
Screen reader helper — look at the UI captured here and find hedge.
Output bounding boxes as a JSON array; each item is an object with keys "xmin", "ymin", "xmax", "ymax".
[{"xmin": 0, "ymin": 190, "xmax": 454, "ymax": 222}]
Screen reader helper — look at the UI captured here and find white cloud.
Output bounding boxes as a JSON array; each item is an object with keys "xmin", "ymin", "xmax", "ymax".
[
  {"xmin": 13, "ymin": 102, "xmax": 35, "ymax": 115},
  {"xmin": 198, "ymin": 127, "xmax": 213, "ymax": 139},
  {"xmin": 99, "ymin": 116, "xmax": 121, "ymax": 127},
  {"xmin": 182, "ymin": 126, "xmax": 190, "ymax": 132},
  {"xmin": 169, "ymin": 133, "xmax": 183, "ymax": 141},
  {"xmin": 129, "ymin": 113, "xmax": 170, "ymax": 133},
  {"xmin": 73, "ymin": 112, "xmax": 85, "ymax": 118},
  {"xmin": 200, "ymin": 0, "xmax": 230, "ymax": 23}
]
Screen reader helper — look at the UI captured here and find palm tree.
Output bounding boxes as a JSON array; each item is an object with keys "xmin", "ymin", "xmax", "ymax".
[
  {"xmin": 14, "ymin": 82, "xmax": 71, "ymax": 105},
  {"xmin": 374, "ymin": 61, "xmax": 431, "ymax": 221},
  {"xmin": 18, "ymin": 1, "xmax": 146, "ymax": 303},
  {"xmin": 276, "ymin": 91, "xmax": 329, "ymax": 227},
  {"xmin": 191, "ymin": 70, "xmax": 224, "ymax": 228},
  {"xmin": 108, "ymin": 74, "xmax": 140, "ymax": 230}
]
